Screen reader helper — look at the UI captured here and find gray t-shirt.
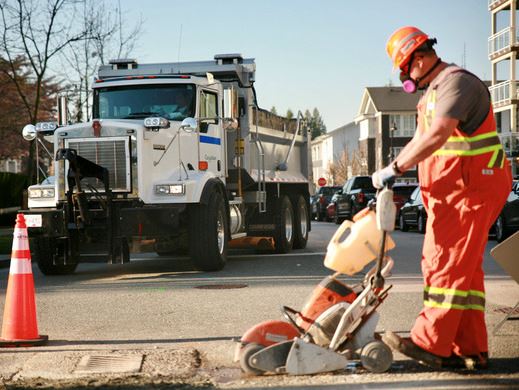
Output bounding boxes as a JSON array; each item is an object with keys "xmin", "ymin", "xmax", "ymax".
[{"xmin": 429, "ymin": 64, "xmax": 490, "ymax": 135}]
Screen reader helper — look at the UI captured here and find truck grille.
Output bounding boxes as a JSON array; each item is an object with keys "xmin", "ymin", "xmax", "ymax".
[{"xmin": 66, "ymin": 137, "xmax": 131, "ymax": 192}]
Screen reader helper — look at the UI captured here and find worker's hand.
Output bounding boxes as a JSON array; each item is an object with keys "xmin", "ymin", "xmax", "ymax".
[{"xmin": 372, "ymin": 165, "xmax": 398, "ymax": 189}]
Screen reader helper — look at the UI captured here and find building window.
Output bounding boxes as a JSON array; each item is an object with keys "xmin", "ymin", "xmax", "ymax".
[
  {"xmin": 7, "ymin": 160, "xmax": 16, "ymax": 173},
  {"xmin": 389, "ymin": 114, "xmax": 416, "ymax": 137},
  {"xmin": 392, "ymin": 147, "xmax": 416, "ymax": 171}
]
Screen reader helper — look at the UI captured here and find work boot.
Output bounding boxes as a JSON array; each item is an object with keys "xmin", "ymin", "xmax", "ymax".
[
  {"xmin": 382, "ymin": 331, "xmax": 442, "ymax": 369},
  {"xmin": 441, "ymin": 352, "xmax": 489, "ymax": 370}
]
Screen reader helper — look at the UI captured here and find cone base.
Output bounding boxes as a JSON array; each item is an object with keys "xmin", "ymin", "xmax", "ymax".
[{"xmin": 0, "ymin": 334, "xmax": 48, "ymax": 348}]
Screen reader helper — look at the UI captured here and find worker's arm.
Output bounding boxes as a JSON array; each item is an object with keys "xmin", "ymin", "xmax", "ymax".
[
  {"xmin": 372, "ymin": 116, "xmax": 459, "ymax": 189},
  {"xmin": 395, "ymin": 116, "xmax": 458, "ymax": 173}
]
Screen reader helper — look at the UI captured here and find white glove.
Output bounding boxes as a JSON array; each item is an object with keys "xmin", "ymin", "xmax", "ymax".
[{"xmin": 372, "ymin": 165, "xmax": 398, "ymax": 189}]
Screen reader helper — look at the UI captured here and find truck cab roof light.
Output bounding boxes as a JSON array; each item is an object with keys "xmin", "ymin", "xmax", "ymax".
[{"xmin": 109, "ymin": 58, "xmax": 138, "ymax": 70}]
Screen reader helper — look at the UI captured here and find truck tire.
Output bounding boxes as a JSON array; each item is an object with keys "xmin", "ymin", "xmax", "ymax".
[
  {"xmin": 274, "ymin": 195, "xmax": 294, "ymax": 253},
  {"xmin": 292, "ymin": 195, "xmax": 309, "ymax": 249},
  {"xmin": 32, "ymin": 237, "xmax": 78, "ymax": 275},
  {"xmin": 189, "ymin": 190, "xmax": 228, "ymax": 271}
]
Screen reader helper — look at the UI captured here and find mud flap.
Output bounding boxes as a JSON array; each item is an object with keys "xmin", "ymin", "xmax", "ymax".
[
  {"xmin": 249, "ymin": 340, "xmax": 294, "ymax": 373},
  {"xmin": 285, "ymin": 338, "xmax": 348, "ymax": 375}
]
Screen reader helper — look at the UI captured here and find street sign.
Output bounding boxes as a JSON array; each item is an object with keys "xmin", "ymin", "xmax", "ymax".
[{"xmin": 318, "ymin": 177, "xmax": 327, "ymax": 186}]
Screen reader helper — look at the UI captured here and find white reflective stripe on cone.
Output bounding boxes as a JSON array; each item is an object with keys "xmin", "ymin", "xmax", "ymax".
[
  {"xmin": 12, "ymin": 228, "xmax": 30, "ymax": 250},
  {"xmin": 9, "ymin": 258, "xmax": 33, "ymax": 275}
]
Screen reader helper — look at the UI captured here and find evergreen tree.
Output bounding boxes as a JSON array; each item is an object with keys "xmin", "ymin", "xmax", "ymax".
[
  {"xmin": 310, "ymin": 108, "xmax": 326, "ymax": 139},
  {"xmin": 286, "ymin": 109, "xmax": 294, "ymax": 120},
  {"xmin": 270, "ymin": 106, "xmax": 277, "ymax": 115}
]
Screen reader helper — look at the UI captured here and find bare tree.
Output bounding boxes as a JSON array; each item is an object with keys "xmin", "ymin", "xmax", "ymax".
[
  {"xmin": 60, "ymin": 0, "xmax": 143, "ymax": 121},
  {"xmin": 327, "ymin": 148, "xmax": 350, "ymax": 185},
  {"xmin": 351, "ymin": 148, "xmax": 368, "ymax": 176},
  {"xmin": 0, "ymin": 0, "xmax": 89, "ymax": 179},
  {"xmin": 0, "ymin": 0, "xmax": 87, "ymax": 123}
]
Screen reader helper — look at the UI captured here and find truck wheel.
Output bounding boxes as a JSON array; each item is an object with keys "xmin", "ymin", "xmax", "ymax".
[
  {"xmin": 32, "ymin": 237, "xmax": 78, "ymax": 275},
  {"xmin": 189, "ymin": 191, "xmax": 228, "ymax": 271},
  {"xmin": 292, "ymin": 195, "xmax": 309, "ymax": 249},
  {"xmin": 274, "ymin": 195, "xmax": 294, "ymax": 253}
]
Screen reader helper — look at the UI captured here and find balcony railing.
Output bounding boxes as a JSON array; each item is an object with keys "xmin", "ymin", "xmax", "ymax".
[
  {"xmin": 488, "ymin": 27, "xmax": 516, "ymax": 58},
  {"xmin": 489, "ymin": 80, "xmax": 519, "ymax": 105},
  {"xmin": 489, "ymin": 0, "xmax": 509, "ymax": 10}
]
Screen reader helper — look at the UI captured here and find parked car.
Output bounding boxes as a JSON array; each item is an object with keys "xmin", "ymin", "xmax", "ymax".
[
  {"xmin": 311, "ymin": 186, "xmax": 342, "ymax": 221},
  {"xmin": 333, "ymin": 176, "xmax": 376, "ymax": 223},
  {"xmin": 325, "ymin": 191, "xmax": 342, "ymax": 222},
  {"xmin": 399, "ymin": 186, "xmax": 427, "ymax": 233},
  {"xmin": 494, "ymin": 180, "xmax": 519, "ymax": 242},
  {"xmin": 392, "ymin": 182, "xmax": 418, "ymax": 221}
]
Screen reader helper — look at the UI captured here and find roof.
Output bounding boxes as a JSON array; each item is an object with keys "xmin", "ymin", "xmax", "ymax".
[{"xmin": 365, "ymin": 86, "xmax": 421, "ymax": 112}]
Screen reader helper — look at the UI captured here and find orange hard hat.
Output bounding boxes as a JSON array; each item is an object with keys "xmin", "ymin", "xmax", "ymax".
[{"xmin": 386, "ymin": 26, "xmax": 429, "ymax": 69}]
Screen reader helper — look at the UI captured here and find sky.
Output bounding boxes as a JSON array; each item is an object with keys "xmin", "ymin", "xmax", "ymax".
[{"xmin": 122, "ymin": 0, "xmax": 492, "ymax": 131}]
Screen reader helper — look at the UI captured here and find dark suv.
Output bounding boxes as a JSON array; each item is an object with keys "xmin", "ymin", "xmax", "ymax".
[
  {"xmin": 311, "ymin": 186, "xmax": 342, "ymax": 221},
  {"xmin": 493, "ymin": 180, "xmax": 519, "ymax": 242},
  {"xmin": 333, "ymin": 176, "xmax": 376, "ymax": 223}
]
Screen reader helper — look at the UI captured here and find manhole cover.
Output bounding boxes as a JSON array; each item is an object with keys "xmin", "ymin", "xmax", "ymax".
[
  {"xmin": 75, "ymin": 354, "xmax": 143, "ymax": 374},
  {"xmin": 194, "ymin": 283, "xmax": 248, "ymax": 290}
]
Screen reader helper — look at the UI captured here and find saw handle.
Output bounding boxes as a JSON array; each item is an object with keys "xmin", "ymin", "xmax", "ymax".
[
  {"xmin": 328, "ymin": 220, "xmax": 354, "ymax": 246},
  {"xmin": 281, "ymin": 306, "xmax": 306, "ymax": 335}
]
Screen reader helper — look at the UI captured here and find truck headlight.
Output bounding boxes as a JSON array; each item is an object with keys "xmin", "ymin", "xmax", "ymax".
[
  {"xmin": 28, "ymin": 188, "xmax": 55, "ymax": 198},
  {"xmin": 155, "ymin": 184, "xmax": 185, "ymax": 195}
]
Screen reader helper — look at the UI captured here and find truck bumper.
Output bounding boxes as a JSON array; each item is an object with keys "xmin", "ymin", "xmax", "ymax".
[
  {"xmin": 119, "ymin": 205, "xmax": 185, "ymax": 236},
  {"xmin": 21, "ymin": 204, "xmax": 186, "ymax": 238}
]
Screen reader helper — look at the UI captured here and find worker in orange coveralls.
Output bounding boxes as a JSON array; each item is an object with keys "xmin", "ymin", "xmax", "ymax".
[{"xmin": 372, "ymin": 26, "xmax": 512, "ymax": 370}]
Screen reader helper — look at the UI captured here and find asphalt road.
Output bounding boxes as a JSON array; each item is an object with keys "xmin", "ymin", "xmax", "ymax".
[{"xmin": 0, "ymin": 222, "xmax": 517, "ymax": 389}]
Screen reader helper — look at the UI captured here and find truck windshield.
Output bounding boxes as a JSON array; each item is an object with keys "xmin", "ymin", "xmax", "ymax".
[{"xmin": 93, "ymin": 84, "xmax": 196, "ymax": 121}]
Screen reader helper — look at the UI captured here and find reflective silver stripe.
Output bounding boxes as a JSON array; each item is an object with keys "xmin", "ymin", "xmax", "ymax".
[{"xmin": 423, "ymin": 287, "xmax": 485, "ymax": 311}]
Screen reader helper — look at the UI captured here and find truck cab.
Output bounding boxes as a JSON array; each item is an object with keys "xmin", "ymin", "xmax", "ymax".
[{"xmin": 22, "ymin": 54, "xmax": 311, "ymax": 275}]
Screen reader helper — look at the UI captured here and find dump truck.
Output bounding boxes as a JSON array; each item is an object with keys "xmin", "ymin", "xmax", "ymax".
[{"xmin": 21, "ymin": 54, "xmax": 312, "ymax": 275}]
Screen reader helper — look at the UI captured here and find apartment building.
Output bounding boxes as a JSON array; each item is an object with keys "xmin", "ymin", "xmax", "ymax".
[
  {"xmin": 355, "ymin": 86, "xmax": 420, "ymax": 183},
  {"xmin": 489, "ymin": 0, "xmax": 519, "ymax": 177},
  {"xmin": 311, "ymin": 121, "xmax": 360, "ymax": 188}
]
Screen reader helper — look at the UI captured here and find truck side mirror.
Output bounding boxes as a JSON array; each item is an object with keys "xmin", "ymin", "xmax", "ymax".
[
  {"xmin": 180, "ymin": 117, "xmax": 197, "ymax": 133},
  {"xmin": 22, "ymin": 124, "xmax": 37, "ymax": 141},
  {"xmin": 223, "ymin": 87, "xmax": 238, "ymax": 120},
  {"xmin": 223, "ymin": 118, "xmax": 238, "ymax": 131}
]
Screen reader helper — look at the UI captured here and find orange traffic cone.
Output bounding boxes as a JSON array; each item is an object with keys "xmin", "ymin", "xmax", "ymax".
[{"xmin": 0, "ymin": 214, "xmax": 47, "ymax": 347}]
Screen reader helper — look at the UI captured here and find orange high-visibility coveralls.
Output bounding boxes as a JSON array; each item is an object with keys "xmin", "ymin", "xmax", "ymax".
[{"xmin": 410, "ymin": 67, "xmax": 512, "ymax": 358}]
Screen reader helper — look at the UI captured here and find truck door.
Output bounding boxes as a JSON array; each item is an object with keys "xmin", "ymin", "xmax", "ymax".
[{"xmin": 198, "ymin": 89, "xmax": 224, "ymax": 177}]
